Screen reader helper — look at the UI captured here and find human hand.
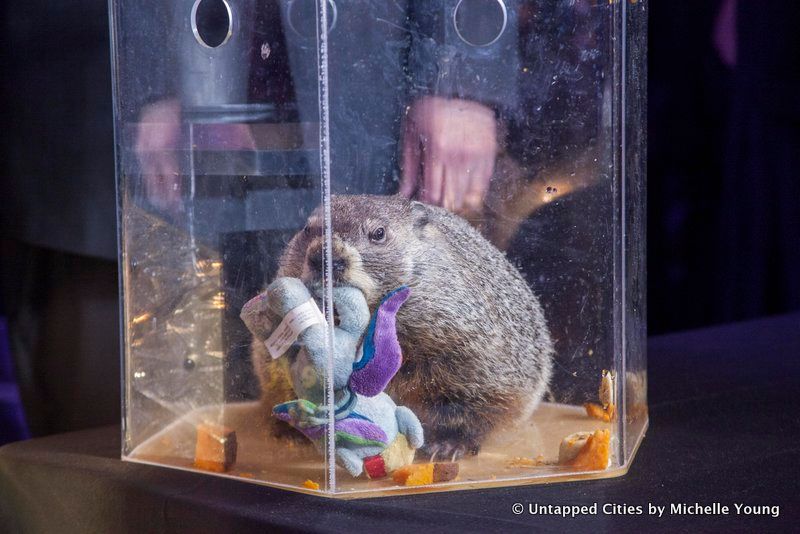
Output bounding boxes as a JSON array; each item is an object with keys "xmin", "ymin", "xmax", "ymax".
[
  {"xmin": 400, "ymin": 96, "xmax": 498, "ymax": 214},
  {"xmin": 135, "ymin": 99, "xmax": 182, "ymax": 214}
]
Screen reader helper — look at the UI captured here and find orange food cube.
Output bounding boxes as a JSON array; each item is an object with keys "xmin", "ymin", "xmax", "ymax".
[
  {"xmin": 392, "ymin": 463, "xmax": 434, "ymax": 486},
  {"xmin": 303, "ymin": 479, "xmax": 320, "ymax": 490},
  {"xmin": 567, "ymin": 429, "xmax": 610, "ymax": 471},
  {"xmin": 193, "ymin": 423, "xmax": 237, "ymax": 473}
]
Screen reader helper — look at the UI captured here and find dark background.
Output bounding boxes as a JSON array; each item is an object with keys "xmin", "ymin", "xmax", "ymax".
[{"xmin": 1, "ymin": 0, "xmax": 799, "ymax": 441}]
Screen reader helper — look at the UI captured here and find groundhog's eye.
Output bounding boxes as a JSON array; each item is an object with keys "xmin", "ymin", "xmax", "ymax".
[
  {"xmin": 303, "ymin": 225, "xmax": 311, "ymax": 237},
  {"xmin": 369, "ymin": 227, "xmax": 386, "ymax": 243}
]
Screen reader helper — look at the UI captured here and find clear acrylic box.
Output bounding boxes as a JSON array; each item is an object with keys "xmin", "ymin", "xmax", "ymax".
[{"xmin": 110, "ymin": 0, "xmax": 647, "ymax": 497}]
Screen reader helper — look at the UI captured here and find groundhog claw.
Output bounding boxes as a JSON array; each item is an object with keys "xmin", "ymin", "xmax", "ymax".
[{"xmin": 422, "ymin": 439, "xmax": 480, "ymax": 462}]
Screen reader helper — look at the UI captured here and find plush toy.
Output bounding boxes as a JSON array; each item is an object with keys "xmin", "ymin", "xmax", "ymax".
[{"xmin": 240, "ymin": 278, "xmax": 424, "ymax": 477}]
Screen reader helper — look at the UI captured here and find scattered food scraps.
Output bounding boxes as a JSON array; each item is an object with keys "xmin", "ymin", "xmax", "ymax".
[
  {"xmin": 507, "ymin": 455, "xmax": 548, "ymax": 468},
  {"xmin": 393, "ymin": 463, "xmax": 434, "ymax": 486},
  {"xmin": 584, "ymin": 402, "xmax": 616, "ymax": 422},
  {"xmin": 392, "ymin": 462, "xmax": 460, "ymax": 486},
  {"xmin": 558, "ymin": 429, "xmax": 610, "ymax": 470}
]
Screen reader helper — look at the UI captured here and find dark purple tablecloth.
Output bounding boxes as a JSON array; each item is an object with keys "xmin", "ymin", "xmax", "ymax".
[{"xmin": 1, "ymin": 313, "xmax": 799, "ymax": 533}]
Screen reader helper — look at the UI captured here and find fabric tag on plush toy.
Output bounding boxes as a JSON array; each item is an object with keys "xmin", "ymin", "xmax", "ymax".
[{"xmin": 265, "ymin": 299, "xmax": 326, "ymax": 359}]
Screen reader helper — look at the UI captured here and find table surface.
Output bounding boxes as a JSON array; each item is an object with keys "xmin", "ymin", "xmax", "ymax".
[{"xmin": 1, "ymin": 313, "xmax": 799, "ymax": 533}]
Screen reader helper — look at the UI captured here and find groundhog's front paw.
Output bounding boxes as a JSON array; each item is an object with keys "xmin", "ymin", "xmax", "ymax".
[{"xmin": 421, "ymin": 438, "xmax": 481, "ymax": 461}]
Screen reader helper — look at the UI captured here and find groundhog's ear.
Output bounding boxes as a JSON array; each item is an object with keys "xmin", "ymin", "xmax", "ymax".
[{"xmin": 410, "ymin": 201, "xmax": 430, "ymax": 230}]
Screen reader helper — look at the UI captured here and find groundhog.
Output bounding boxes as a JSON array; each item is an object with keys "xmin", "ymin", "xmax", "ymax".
[{"xmin": 252, "ymin": 195, "xmax": 553, "ymax": 458}]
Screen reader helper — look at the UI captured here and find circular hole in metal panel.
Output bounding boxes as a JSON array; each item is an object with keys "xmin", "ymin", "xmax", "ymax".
[
  {"xmin": 192, "ymin": 0, "xmax": 233, "ymax": 48},
  {"xmin": 453, "ymin": 0, "xmax": 507, "ymax": 47},
  {"xmin": 287, "ymin": 0, "xmax": 337, "ymax": 40}
]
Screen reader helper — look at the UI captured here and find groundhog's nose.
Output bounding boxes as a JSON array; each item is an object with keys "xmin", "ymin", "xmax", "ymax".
[
  {"xmin": 307, "ymin": 254, "xmax": 346, "ymax": 276},
  {"xmin": 332, "ymin": 258, "xmax": 346, "ymax": 276}
]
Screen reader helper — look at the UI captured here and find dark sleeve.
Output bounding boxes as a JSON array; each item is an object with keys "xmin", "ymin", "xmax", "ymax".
[
  {"xmin": 506, "ymin": 0, "xmax": 609, "ymax": 169},
  {"xmin": 407, "ymin": 0, "xmax": 520, "ymax": 114},
  {"xmin": 112, "ymin": 0, "xmax": 180, "ymax": 121}
]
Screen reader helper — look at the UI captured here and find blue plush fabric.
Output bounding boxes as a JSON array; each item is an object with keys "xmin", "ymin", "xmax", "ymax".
[{"xmin": 241, "ymin": 279, "xmax": 424, "ymax": 477}]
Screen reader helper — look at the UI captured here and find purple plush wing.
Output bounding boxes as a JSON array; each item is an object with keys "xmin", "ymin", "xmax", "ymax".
[{"xmin": 349, "ymin": 286, "xmax": 410, "ymax": 397}]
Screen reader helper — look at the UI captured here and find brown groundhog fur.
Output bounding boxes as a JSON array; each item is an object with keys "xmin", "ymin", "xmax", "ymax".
[{"xmin": 252, "ymin": 195, "xmax": 553, "ymax": 458}]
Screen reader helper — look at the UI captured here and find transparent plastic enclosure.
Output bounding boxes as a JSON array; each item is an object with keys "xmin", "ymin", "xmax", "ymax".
[{"xmin": 111, "ymin": 0, "xmax": 646, "ymax": 497}]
